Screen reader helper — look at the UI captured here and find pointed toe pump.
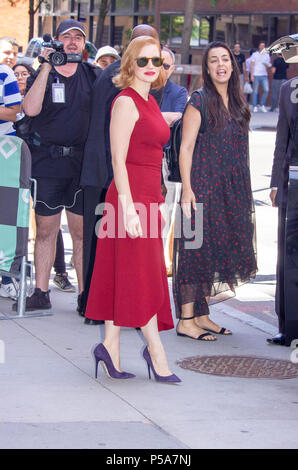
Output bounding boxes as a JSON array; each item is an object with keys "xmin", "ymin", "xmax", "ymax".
[
  {"xmin": 93, "ymin": 343, "xmax": 135, "ymax": 379},
  {"xmin": 143, "ymin": 346, "xmax": 181, "ymax": 383}
]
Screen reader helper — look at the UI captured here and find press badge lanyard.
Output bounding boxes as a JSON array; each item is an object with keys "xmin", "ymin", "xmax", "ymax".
[{"xmin": 52, "ymin": 76, "xmax": 65, "ymax": 103}]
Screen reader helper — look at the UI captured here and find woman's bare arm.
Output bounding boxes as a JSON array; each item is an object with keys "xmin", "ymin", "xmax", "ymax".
[
  {"xmin": 179, "ymin": 104, "xmax": 201, "ymax": 218},
  {"xmin": 110, "ymin": 95, "xmax": 141, "ymax": 237}
]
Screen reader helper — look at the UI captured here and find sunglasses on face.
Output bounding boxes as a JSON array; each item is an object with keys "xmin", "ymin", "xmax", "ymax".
[
  {"xmin": 135, "ymin": 56, "xmax": 164, "ymax": 68},
  {"xmin": 162, "ymin": 63, "xmax": 172, "ymax": 70}
]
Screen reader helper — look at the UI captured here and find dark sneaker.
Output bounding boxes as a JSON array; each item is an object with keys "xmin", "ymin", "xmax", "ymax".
[
  {"xmin": 12, "ymin": 288, "xmax": 51, "ymax": 312},
  {"xmin": 53, "ymin": 273, "xmax": 76, "ymax": 292}
]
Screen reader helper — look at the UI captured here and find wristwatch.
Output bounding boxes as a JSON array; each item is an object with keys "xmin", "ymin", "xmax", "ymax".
[{"xmin": 38, "ymin": 56, "xmax": 50, "ymax": 64}]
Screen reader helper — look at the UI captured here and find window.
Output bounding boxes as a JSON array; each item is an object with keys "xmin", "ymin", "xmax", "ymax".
[
  {"xmin": 290, "ymin": 15, "xmax": 298, "ymax": 34},
  {"xmin": 251, "ymin": 15, "xmax": 269, "ymax": 48},
  {"xmin": 269, "ymin": 15, "xmax": 290, "ymax": 44},
  {"xmin": 114, "ymin": 0, "xmax": 133, "ymax": 12},
  {"xmin": 160, "ymin": 15, "xmax": 170, "ymax": 44},
  {"xmin": 91, "ymin": 0, "xmax": 102, "ymax": 13},
  {"xmin": 54, "ymin": 0, "xmax": 71, "ymax": 14},
  {"xmin": 114, "ymin": 15, "xmax": 133, "ymax": 46},
  {"xmin": 215, "ymin": 15, "xmax": 234, "ymax": 44},
  {"xmin": 138, "ymin": 15, "xmax": 155, "ymax": 27},
  {"xmin": 199, "ymin": 17, "xmax": 212, "ymax": 46},
  {"xmin": 233, "ymin": 16, "xmax": 250, "ymax": 49},
  {"xmin": 169, "ymin": 16, "xmax": 184, "ymax": 46},
  {"xmin": 40, "ymin": 1, "xmax": 52, "ymax": 15},
  {"xmin": 91, "ymin": 13, "xmax": 110, "ymax": 43},
  {"xmin": 190, "ymin": 16, "xmax": 210, "ymax": 47},
  {"xmin": 137, "ymin": 0, "xmax": 155, "ymax": 12},
  {"xmin": 160, "ymin": 15, "xmax": 211, "ymax": 48},
  {"xmin": 159, "ymin": 15, "xmax": 184, "ymax": 46}
]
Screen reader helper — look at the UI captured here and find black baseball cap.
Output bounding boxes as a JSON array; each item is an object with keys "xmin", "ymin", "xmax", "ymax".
[{"xmin": 56, "ymin": 19, "xmax": 86, "ymax": 37}]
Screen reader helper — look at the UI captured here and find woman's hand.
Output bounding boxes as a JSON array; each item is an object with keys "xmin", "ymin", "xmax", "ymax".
[
  {"xmin": 161, "ymin": 183, "xmax": 167, "ymax": 199},
  {"xmin": 125, "ymin": 208, "xmax": 143, "ymax": 238},
  {"xmin": 181, "ymin": 187, "xmax": 196, "ymax": 219},
  {"xmin": 270, "ymin": 189, "xmax": 277, "ymax": 207}
]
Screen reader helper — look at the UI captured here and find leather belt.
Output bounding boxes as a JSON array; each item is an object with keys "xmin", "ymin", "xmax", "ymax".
[{"xmin": 50, "ymin": 145, "xmax": 83, "ymax": 158}]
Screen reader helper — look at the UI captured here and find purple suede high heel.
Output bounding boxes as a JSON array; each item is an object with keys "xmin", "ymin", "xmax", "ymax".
[
  {"xmin": 143, "ymin": 346, "xmax": 181, "ymax": 383},
  {"xmin": 92, "ymin": 343, "xmax": 135, "ymax": 379}
]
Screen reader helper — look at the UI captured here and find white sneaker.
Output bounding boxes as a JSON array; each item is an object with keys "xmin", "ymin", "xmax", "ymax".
[
  {"xmin": 260, "ymin": 105, "xmax": 268, "ymax": 113},
  {"xmin": 0, "ymin": 281, "xmax": 18, "ymax": 300},
  {"xmin": 253, "ymin": 106, "xmax": 258, "ymax": 112}
]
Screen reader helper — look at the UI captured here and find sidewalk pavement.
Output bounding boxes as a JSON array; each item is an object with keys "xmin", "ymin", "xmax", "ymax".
[
  {"xmin": 1, "ymin": 278, "xmax": 297, "ymax": 450},
  {"xmin": 1, "ymin": 110, "xmax": 298, "ymax": 450},
  {"xmin": 250, "ymin": 107, "xmax": 279, "ymax": 130}
]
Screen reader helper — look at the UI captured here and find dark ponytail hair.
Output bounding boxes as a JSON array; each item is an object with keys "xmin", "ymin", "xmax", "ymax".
[{"xmin": 202, "ymin": 41, "xmax": 250, "ymax": 134}]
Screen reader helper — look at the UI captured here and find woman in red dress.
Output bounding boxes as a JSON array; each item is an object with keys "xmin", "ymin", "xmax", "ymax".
[{"xmin": 85, "ymin": 36, "xmax": 181, "ymax": 383}]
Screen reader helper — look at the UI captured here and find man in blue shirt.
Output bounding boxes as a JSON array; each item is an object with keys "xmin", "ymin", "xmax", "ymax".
[
  {"xmin": 0, "ymin": 63, "xmax": 21, "ymax": 300},
  {"xmin": 0, "ymin": 63, "xmax": 21, "ymax": 135},
  {"xmin": 161, "ymin": 47, "xmax": 188, "ymax": 119}
]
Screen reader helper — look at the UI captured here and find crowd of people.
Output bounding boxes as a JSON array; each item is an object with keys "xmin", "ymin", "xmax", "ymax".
[
  {"xmin": 0, "ymin": 19, "xmax": 296, "ymax": 380},
  {"xmin": 232, "ymin": 40, "xmax": 289, "ymax": 112}
]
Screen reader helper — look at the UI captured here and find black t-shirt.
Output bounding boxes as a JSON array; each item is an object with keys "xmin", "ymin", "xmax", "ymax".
[
  {"xmin": 26, "ymin": 63, "xmax": 98, "ymax": 177},
  {"xmin": 234, "ymin": 52, "xmax": 246, "ymax": 74},
  {"xmin": 273, "ymin": 57, "xmax": 289, "ymax": 80}
]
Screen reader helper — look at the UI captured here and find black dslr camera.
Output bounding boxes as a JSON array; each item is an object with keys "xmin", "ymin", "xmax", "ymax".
[{"xmin": 42, "ymin": 34, "xmax": 82, "ymax": 66}]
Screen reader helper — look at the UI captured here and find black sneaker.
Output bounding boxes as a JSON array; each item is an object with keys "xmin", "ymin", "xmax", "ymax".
[
  {"xmin": 53, "ymin": 273, "xmax": 76, "ymax": 292},
  {"xmin": 12, "ymin": 288, "xmax": 52, "ymax": 312}
]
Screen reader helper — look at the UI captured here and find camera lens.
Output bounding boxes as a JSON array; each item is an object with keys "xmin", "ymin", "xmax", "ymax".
[{"xmin": 51, "ymin": 51, "xmax": 66, "ymax": 66}]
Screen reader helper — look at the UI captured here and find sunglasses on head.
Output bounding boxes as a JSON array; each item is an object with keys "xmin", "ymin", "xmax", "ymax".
[{"xmin": 135, "ymin": 56, "xmax": 164, "ymax": 68}]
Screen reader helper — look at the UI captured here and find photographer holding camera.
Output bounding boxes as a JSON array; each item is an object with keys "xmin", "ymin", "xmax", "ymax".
[{"xmin": 15, "ymin": 20, "xmax": 101, "ymax": 313}]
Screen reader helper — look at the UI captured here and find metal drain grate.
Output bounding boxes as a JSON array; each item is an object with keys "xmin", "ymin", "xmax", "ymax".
[{"xmin": 177, "ymin": 355, "xmax": 298, "ymax": 379}]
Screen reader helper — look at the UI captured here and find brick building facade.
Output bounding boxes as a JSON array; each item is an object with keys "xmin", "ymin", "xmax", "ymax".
[
  {"xmin": 1, "ymin": 0, "xmax": 297, "ymax": 72},
  {"xmin": 0, "ymin": 0, "xmax": 38, "ymax": 51}
]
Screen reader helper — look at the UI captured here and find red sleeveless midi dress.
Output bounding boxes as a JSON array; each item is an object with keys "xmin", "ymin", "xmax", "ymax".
[{"xmin": 85, "ymin": 87, "xmax": 174, "ymax": 331}]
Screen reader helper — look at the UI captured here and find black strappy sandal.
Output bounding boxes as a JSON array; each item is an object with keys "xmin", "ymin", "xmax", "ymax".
[
  {"xmin": 206, "ymin": 327, "xmax": 232, "ymax": 335},
  {"xmin": 176, "ymin": 316, "xmax": 217, "ymax": 341}
]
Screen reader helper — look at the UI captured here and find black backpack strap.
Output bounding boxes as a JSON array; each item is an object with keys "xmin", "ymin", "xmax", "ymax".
[{"xmin": 195, "ymin": 88, "xmax": 206, "ymax": 134}]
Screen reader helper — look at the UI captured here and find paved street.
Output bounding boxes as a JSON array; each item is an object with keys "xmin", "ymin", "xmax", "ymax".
[{"xmin": 1, "ymin": 110, "xmax": 298, "ymax": 450}]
